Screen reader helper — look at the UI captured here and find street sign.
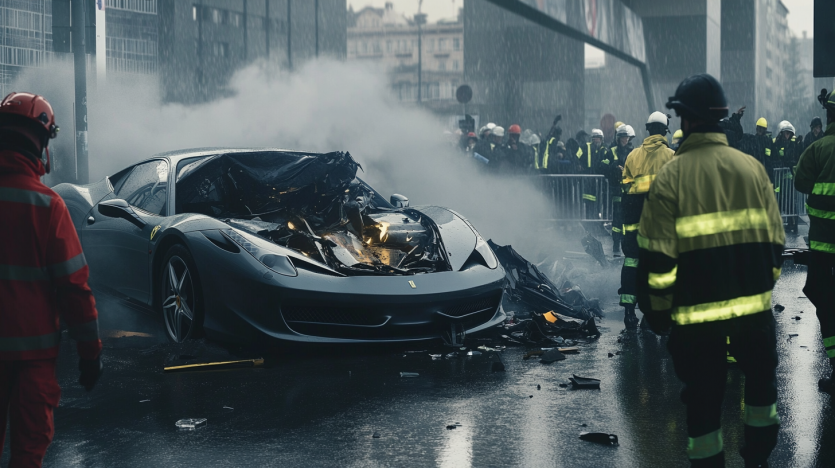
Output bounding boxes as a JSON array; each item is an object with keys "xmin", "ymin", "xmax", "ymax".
[{"xmin": 456, "ymin": 85, "xmax": 473, "ymax": 104}]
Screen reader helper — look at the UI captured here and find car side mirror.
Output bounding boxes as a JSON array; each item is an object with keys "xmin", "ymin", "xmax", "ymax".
[
  {"xmin": 390, "ymin": 194, "xmax": 409, "ymax": 208},
  {"xmin": 98, "ymin": 199, "xmax": 147, "ymax": 229}
]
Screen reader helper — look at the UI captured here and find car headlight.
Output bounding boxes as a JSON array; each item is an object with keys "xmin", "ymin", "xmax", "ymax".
[
  {"xmin": 222, "ymin": 229, "xmax": 297, "ymax": 277},
  {"xmin": 474, "ymin": 236, "xmax": 498, "ymax": 269}
]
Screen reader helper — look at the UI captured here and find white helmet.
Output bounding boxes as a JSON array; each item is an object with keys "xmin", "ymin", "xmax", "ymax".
[
  {"xmin": 492, "ymin": 126, "xmax": 505, "ymax": 137},
  {"xmin": 616, "ymin": 124, "xmax": 629, "ymax": 137},
  {"xmin": 625, "ymin": 125, "xmax": 636, "ymax": 138},
  {"xmin": 478, "ymin": 125, "xmax": 489, "ymax": 136},
  {"xmin": 777, "ymin": 120, "xmax": 795, "ymax": 135},
  {"xmin": 486, "ymin": 122, "xmax": 496, "ymax": 130},
  {"xmin": 591, "ymin": 128, "xmax": 604, "ymax": 138},
  {"xmin": 647, "ymin": 111, "xmax": 669, "ymax": 126}
]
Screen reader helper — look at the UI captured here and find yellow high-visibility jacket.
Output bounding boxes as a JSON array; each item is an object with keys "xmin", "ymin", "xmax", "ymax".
[
  {"xmin": 622, "ymin": 134, "xmax": 675, "ymax": 194},
  {"xmin": 637, "ymin": 131, "xmax": 785, "ymax": 325},
  {"xmin": 795, "ymin": 122, "xmax": 835, "ymax": 253}
]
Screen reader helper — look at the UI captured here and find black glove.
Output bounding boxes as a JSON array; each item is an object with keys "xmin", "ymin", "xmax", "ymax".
[
  {"xmin": 645, "ymin": 311, "xmax": 673, "ymax": 336},
  {"xmin": 78, "ymin": 356, "xmax": 103, "ymax": 391}
]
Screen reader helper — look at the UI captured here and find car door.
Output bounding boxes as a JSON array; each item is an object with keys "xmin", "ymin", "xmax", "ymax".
[{"xmin": 83, "ymin": 159, "xmax": 170, "ymax": 305}]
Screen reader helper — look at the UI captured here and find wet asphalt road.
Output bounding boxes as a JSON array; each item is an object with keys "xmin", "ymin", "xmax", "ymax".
[{"xmin": 3, "ymin": 230, "xmax": 835, "ymax": 467}]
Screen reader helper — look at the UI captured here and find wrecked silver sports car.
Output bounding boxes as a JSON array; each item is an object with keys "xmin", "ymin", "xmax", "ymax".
[{"xmin": 53, "ymin": 149, "xmax": 506, "ymax": 345}]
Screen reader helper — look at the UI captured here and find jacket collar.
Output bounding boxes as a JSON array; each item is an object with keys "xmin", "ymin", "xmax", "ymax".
[
  {"xmin": 676, "ymin": 132, "xmax": 729, "ymax": 155},
  {"xmin": 0, "ymin": 150, "xmax": 45, "ymax": 178},
  {"xmin": 641, "ymin": 134, "xmax": 671, "ymax": 151},
  {"xmin": 826, "ymin": 122, "xmax": 835, "ymax": 137}
]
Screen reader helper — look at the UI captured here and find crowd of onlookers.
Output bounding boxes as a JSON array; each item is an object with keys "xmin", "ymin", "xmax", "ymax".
[{"xmin": 447, "ymin": 109, "xmax": 828, "ymax": 183}]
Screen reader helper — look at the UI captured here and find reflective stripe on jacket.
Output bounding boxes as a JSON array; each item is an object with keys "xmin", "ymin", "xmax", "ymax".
[
  {"xmin": 0, "ymin": 151, "xmax": 101, "ymax": 360},
  {"xmin": 622, "ymin": 135, "xmax": 675, "ymax": 194},
  {"xmin": 636, "ymin": 131, "xmax": 785, "ymax": 326},
  {"xmin": 795, "ymin": 122, "xmax": 835, "ymax": 253}
]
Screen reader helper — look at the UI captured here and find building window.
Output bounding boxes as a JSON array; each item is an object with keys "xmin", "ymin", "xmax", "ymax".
[
  {"xmin": 453, "ymin": 38, "xmax": 460, "ymax": 51},
  {"xmin": 193, "ymin": 5, "xmax": 243, "ymax": 27},
  {"xmin": 453, "ymin": 60, "xmax": 459, "ymax": 71},
  {"xmin": 427, "ymin": 39, "xmax": 434, "ymax": 52},
  {"xmin": 386, "ymin": 40, "xmax": 392, "ymax": 53},
  {"xmin": 438, "ymin": 61, "xmax": 446, "ymax": 71},
  {"xmin": 107, "ymin": 0, "xmax": 157, "ymax": 14},
  {"xmin": 438, "ymin": 38, "xmax": 446, "ymax": 51},
  {"xmin": 211, "ymin": 42, "xmax": 229, "ymax": 57}
]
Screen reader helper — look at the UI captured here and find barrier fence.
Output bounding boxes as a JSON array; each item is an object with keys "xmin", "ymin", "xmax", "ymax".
[{"xmin": 539, "ymin": 171, "xmax": 806, "ymax": 224}]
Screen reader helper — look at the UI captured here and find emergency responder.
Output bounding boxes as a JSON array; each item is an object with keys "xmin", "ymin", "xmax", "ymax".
[
  {"xmin": 803, "ymin": 116, "xmax": 824, "ymax": 151},
  {"xmin": 608, "ymin": 126, "xmax": 633, "ymax": 256},
  {"xmin": 0, "ymin": 92, "xmax": 103, "ymax": 466},
  {"xmin": 575, "ymin": 128, "xmax": 611, "ymax": 220},
  {"xmin": 619, "ymin": 112, "xmax": 675, "ymax": 328},
  {"xmin": 794, "ymin": 89, "xmax": 835, "ymax": 396},
  {"xmin": 750, "ymin": 117, "xmax": 773, "ymax": 169},
  {"xmin": 473, "ymin": 125, "xmax": 496, "ymax": 166},
  {"xmin": 639, "ymin": 74, "xmax": 783, "ymax": 467},
  {"xmin": 504, "ymin": 124, "xmax": 534, "ymax": 173},
  {"xmin": 772, "ymin": 121, "xmax": 804, "ymax": 233},
  {"xmin": 671, "ymin": 129, "xmax": 684, "ymax": 151},
  {"xmin": 463, "ymin": 132, "xmax": 478, "ymax": 155},
  {"xmin": 537, "ymin": 126, "xmax": 569, "ymax": 173},
  {"xmin": 610, "ymin": 120, "xmax": 625, "ymax": 148},
  {"xmin": 718, "ymin": 107, "xmax": 746, "ymax": 149}
]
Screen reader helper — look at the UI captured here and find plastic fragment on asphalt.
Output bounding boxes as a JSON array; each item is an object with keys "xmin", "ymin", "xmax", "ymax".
[
  {"xmin": 774, "ymin": 304, "xmax": 785, "ymax": 312},
  {"xmin": 529, "ymin": 395, "xmax": 533, "ymax": 398},
  {"xmin": 446, "ymin": 425, "xmax": 459, "ymax": 430},
  {"xmin": 559, "ymin": 383, "xmax": 568, "ymax": 388},
  {"xmin": 477, "ymin": 346, "xmax": 500, "ymax": 352},
  {"xmin": 445, "ymin": 353, "xmax": 458, "ymax": 359},
  {"xmin": 523, "ymin": 350, "xmax": 544, "ymax": 360},
  {"xmin": 175, "ymin": 418, "xmax": 207, "ymax": 430},
  {"xmin": 223, "ymin": 406, "xmax": 233, "ymax": 410},
  {"xmin": 405, "ymin": 350, "xmax": 427, "ymax": 353},
  {"xmin": 400, "ymin": 372, "xmax": 419, "ymax": 378},
  {"xmin": 608, "ymin": 353, "xmax": 614, "ymax": 358},
  {"xmin": 559, "ymin": 347, "xmax": 579, "ymax": 354},
  {"xmin": 570, "ymin": 375, "xmax": 601, "ymax": 389},
  {"xmin": 537, "ymin": 384, "xmax": 541, "ymax": 390},
  {"xmin": 579, "ymin": 432, "xmax": 618, "ymax": 445},
  {"xmin": 467, "ymin": 351, "xmax": 482, "ymax": 356},
  {"xmin": 793, "ymin": 316, "xmax": 802, "ymax": 320},
  {"xmin": 430, "ymin": 354, "xmax": 442, "ymax": 360},
  {"xmin": 139, "ymin": 399, "xmax": 150, "ymax": 403},
  {"xmin": 540, "ymin": 348, "xmax": 566, "ymax": 364},
  {"xmin": 373, "ymin": 432, "xmax": 381, "ymax": 438}
]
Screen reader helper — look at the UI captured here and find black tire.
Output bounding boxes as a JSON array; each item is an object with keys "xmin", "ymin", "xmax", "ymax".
[{"xmin": 158, "ymin": 244, "xmax": 204, "ymax": 342}]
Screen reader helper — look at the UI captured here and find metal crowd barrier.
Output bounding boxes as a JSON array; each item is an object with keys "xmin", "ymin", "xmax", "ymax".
[
  {"xmin": 538, "ymin": 175, "xmax": 612, "ymax": 222},
  {"xmin": 772, "ymin": 167, "xmax": 807, "ymax": 221},
  {"xmin": 538, "ymin": 170, "xmax": 807, "ymax": 224}
]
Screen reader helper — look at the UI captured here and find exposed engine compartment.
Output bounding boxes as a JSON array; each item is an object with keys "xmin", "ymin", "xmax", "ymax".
[{"xmin": 176, "ymin": 150, "xmax": 451, "ymax": 275}]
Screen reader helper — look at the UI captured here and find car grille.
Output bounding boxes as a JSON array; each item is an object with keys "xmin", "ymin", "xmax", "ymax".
[
  {"xmin": 281, "ymin": 306, "xmax": 387, "ymax": 326},
  {"xmin": 440, "ymin": 295, "xmax": 501, "ymax": 317}
]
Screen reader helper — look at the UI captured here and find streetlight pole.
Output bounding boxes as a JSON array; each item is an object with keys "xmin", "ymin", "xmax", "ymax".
[
  {"xmin": 71, "ymin": 0, "xmax": 88, "ymax": 184},
  {"xmin": 415, "ymin": 12, "xmax": 426, "ymax": 103}
]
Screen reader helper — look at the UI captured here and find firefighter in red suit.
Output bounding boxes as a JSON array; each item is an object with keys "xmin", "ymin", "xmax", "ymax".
[{"xmin": 0, "ymin": 92, "xmax": 103, "ymax": 467}]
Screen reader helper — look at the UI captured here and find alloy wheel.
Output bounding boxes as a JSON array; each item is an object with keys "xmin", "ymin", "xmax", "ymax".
[{"xmin": 162, "ymin": 255, "xmax": 196, "ymax": 342}]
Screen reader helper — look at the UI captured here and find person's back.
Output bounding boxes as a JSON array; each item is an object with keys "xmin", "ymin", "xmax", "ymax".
[
  {"xmin": 622, "ymin": 134, "xmax": 675, "ymax": 194},
  {"xmin": 0, "ymin": 92, "xmax": 102, "ymax": 467},
  {"xmin": 638, "ymin": 74, "xmax": 784, "ymax": 467}
]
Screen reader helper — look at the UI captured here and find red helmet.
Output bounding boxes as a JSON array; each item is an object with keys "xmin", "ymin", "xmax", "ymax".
[
  {"xmin": 0, "ymin": 92, "xmax": 59, "ymax": 139},
  {"xmin": 508, "ymin": 124, "xmax": 522, "ymax": 134},
  {"xmin": 467, "ymin": 132, "xmax": 477, "ymax": 138}
]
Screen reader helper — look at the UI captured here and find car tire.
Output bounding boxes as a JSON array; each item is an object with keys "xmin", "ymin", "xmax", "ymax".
[{"xmin": 159, "ymin": 244, "xmax": 204, "ymax": 342}]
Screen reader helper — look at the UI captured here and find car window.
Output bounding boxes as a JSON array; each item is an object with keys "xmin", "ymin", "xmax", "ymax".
[{"xmin": 115, "ymin": 160, "xmax": 170, "ymax": 216}]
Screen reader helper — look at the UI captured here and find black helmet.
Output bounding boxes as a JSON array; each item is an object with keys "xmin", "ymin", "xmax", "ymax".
[
  {"xmin": 666, "ymin": 74, "xmax": 729, "ymax": 123},
  {"xmin": 811, "ymin": 116, "xmax": 823, "ymax": 128},
  {"xmin": 819, "ymin": 89, "xmax": 835, "ymax": 114}
]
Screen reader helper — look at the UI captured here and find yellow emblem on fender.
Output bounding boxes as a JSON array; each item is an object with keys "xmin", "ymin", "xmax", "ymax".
[
  {"xmin": 150, "ymin": 225, "xmax": 161, "ymax": 240},
  {"xmin": 409, "ymin": 280, "xmax": 416, "ymax": 289}
]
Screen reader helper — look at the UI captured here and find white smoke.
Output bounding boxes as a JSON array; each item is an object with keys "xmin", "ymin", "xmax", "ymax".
[{"xmin": 14, "ymin": 59, "xmax": 570, "ymax": 260}]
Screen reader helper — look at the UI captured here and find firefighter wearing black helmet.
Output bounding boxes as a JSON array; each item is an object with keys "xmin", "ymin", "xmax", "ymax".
[
  {"xmin": 637, "ymin": 74, "xmax": 784, "ymax": 467},
  {"xmin": 794, "ymin": 89, "xmax": 835, "ymax": 397},
  {"xmin": 803, "ymin": 116, "xmax": 825, "ymax": 151}
]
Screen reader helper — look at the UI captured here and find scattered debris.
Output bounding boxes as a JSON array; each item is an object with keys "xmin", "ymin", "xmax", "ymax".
[
  {"xmin": 529, "ymin": 395, "xmax": 534, "ymax": 398},
  {"xmin": 570, "ymin": 375, "xmax": 601, "ymax": 390},
  {"xmin": 523, "ymin": 350, "xmax": 544, "ymax": 360},
  {"xmin": 400, "ymin": 372, "xmax": 419, "ymax": 378},
  {"xmin": 558, "ymin": 383, "xmax": 568, "ymax": 388},
  {"xmin": 774, "ymin": 304, "xmax": 785, "ymax": 312},
  {"xmin": 579, "ymin": 432, "xmax": 619, "ymax": 445},
  {"xmin": 223, "ymin": 406, "xmax": 234, "ymax": 410},
  {"xmin": 445, "ymin": 352, "xmax": 458, "ymax": 359},
  {"xmin": 175, "ymin": 418, "xmax": 207, "ymax": 431},
  {"xmin": 559, "ymin": 347, "xmax": 579, "ymax": 354},
  {"xmin": 788, "ymin": 334, "xmax": 799, "ymax": 339},
  {"xmin": 429, "ymin": 354, "xmax": 442, "ymax": 360},
  {"xmin": 581, "ymin": 232, "xmax": 609, "ymax": 268},
  {"xmin": 446, "ymin": 424, "xmax": 459, "ymax": 430},
  {"xmin": 139, "ymin": 399, "xmax": 150, "ymax": 403},
  {"xmin": 164, "ymin": 358, "xmax": 264, "ymax": 373},
  {"xmin": 491, "ymin": 362, "xmax": 506, "ymax": 372},
  {"xmin": 405, "ymin": 350, "xmax": 427, "ymax": 354},
  {"xmin": 373, "ymin": 432, "xmax": 381, "ymax": 439},
  {"xmin": 537, "ymin": 384, "xmax": 541, "ymax": 390},
  {"xmin": 489, "ymin": 241, "xmax": 602, "ymax": 320},
  {"xmin": 466, "ymin": 351, "xmax": 482, "ymax": 356},
  {"xmin": 540, "ymin": 348, "xmax": 567, "ymax": 364},
  {"xmin": 477, "ymin": 346, "xmax": 501, "ymax": 352},
  {"xmin": 793, "ymin": 316, "xmax": 802, "ymax": 320},
  {"xmin": 608, "ymin": 353, "xmax": 614, "ymax": 358}
]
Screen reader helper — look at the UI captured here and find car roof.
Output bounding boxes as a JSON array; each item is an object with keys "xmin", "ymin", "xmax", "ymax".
[{"xmin": 149, "ymin": 147, "xmax": 329, "ymax": 166}]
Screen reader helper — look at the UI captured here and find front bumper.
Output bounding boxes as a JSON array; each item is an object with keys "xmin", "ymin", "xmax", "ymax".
[{"xmin": 187, "ymin": 232, "xmax": 507, "ymax": 345}]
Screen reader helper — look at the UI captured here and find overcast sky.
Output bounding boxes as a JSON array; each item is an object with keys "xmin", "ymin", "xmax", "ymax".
[{"xmin": 349, "ymin": 0, "xmax": 816, "ymax": 37}]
